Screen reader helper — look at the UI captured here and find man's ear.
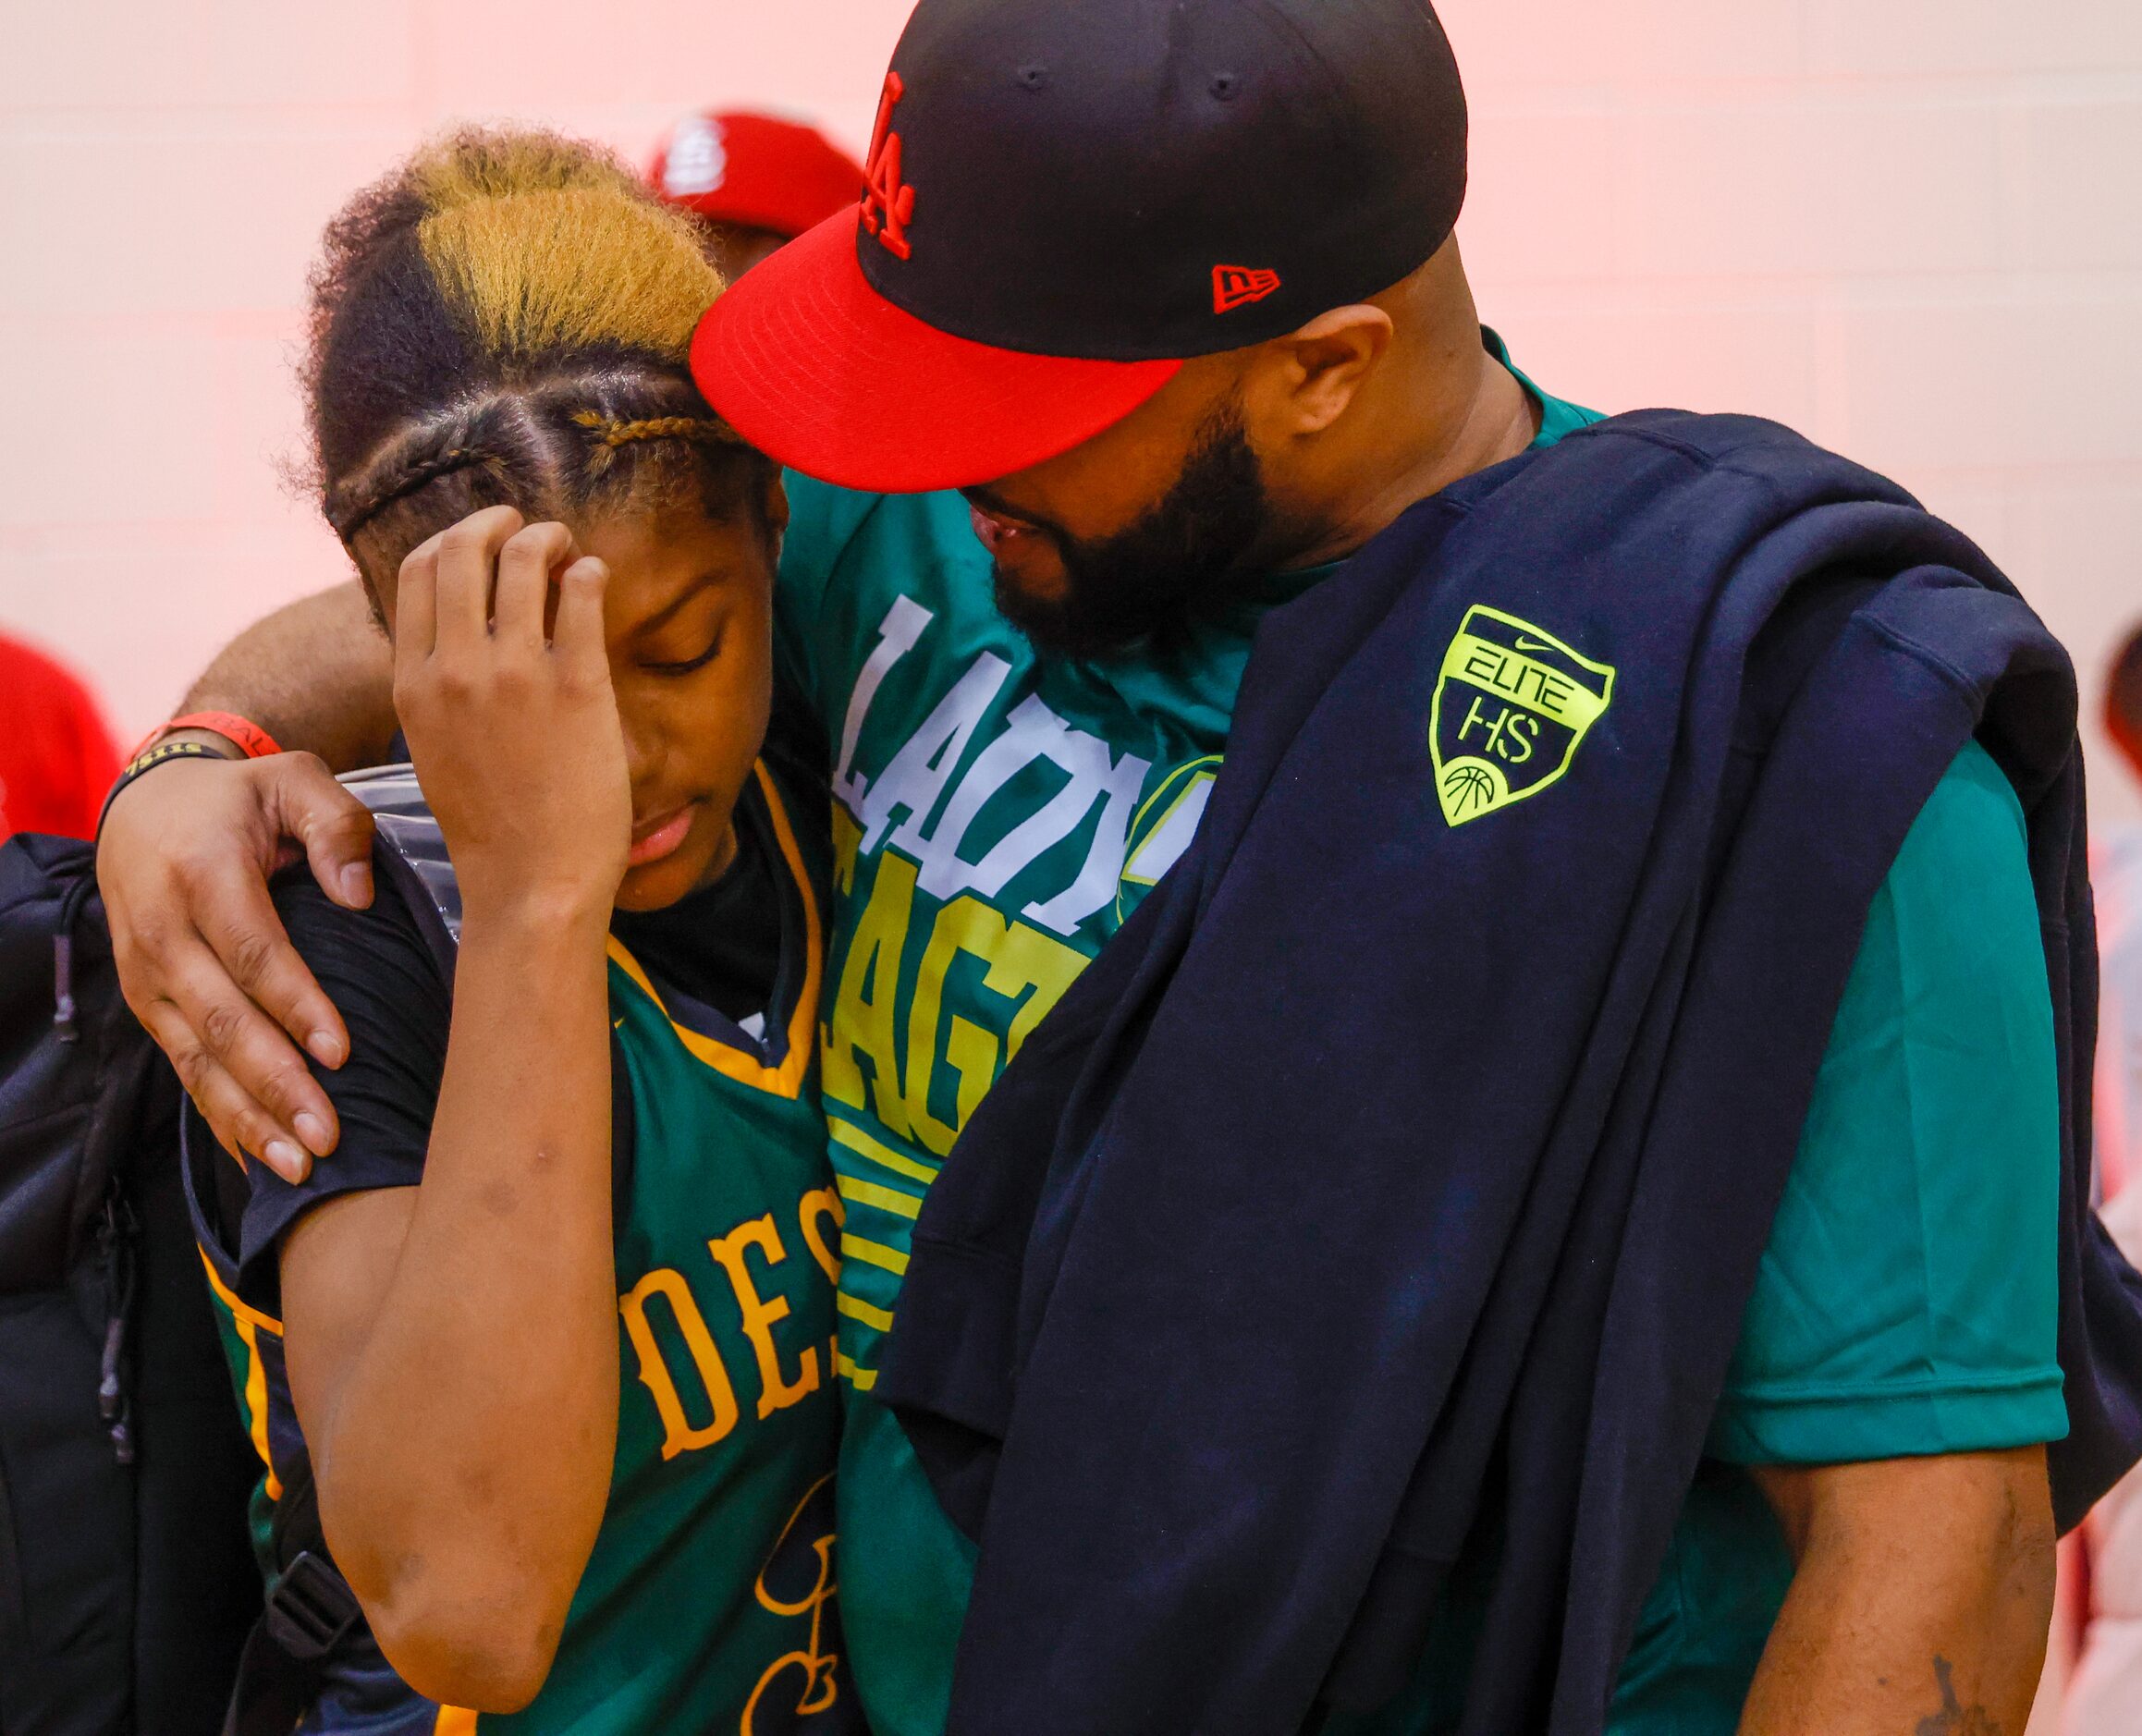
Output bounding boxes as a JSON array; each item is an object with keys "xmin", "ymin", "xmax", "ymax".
[{"xmin": 1247, "ymin": 304, "xmax": 1395, "ymax": 438}]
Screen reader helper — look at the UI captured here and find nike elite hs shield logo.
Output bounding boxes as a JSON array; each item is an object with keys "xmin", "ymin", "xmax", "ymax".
[
  {"xmin": 1212, "ymin": 264, "xmax": 1281, "ymax": 312},
  {"xmin": 1429, "ymin": 605, "xmax": 1616, "ymax": 826}
]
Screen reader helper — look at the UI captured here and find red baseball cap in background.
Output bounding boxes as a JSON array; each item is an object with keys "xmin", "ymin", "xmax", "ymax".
[{"xmin": 649, "ymin": 111, "xmax": 865, "ymax": 242}]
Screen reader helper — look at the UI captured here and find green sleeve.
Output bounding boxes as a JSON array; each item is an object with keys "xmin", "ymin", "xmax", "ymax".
[
  {"xmin": 1707, "ymin": 740, "xmax": 2067, "ymax": 1465},
  {"xmin": 773, "ymin": 472, "xmax": 887, "ymax": 704}
]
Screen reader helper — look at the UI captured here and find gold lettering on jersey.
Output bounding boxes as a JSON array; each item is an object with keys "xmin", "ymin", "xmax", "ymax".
[
  {"xmin": 901, "ymin": 897, "xmax": 999, "ymax": 1153},
  {"xmin": 619, "ymin": 1267, "xmax": 742, "ymax": 1458},
  {"xmin": 826, "ymin": 850, "xmax": 1093, "ymax": 1158},
  {"xmin": 822, "ymin": 850, "xmax": 918, "ymax": 1134},
  {"xmin": 830, "ymin": 805, "xmax": 863, "ymax": 898},
  {"xmin": 707, "ymin": 1214, "xmax": 821, "ymax": 1420},
  {"xmin": 798, "ymin": 1188, "xmax": 845, "ymax": 1388},
  {"xmin": 901, "ymin": 894, "xmax": 1087, "ymax": 1155},
  {"xmin": 741, "ymin": 1473, "xmax": 842, "ymax": 1733},
  {"xmin": 798, "ymin": 1186, "xmax": 843, "ymax": 1286},
  {"xmin": 620, "ymin": 1193, "xmax": 836, "ymax": 1456},
  {"xmin": 826, "ymin": 629, "xmax": 1183, "ymax": 1182}
]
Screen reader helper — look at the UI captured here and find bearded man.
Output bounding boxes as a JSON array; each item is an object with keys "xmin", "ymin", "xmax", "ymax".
[{"xmin": 96, "ymin": 2, "xmax": 2142, "ymax": 1732}]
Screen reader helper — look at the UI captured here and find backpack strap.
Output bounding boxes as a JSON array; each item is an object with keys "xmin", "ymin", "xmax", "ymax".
[{"xmin": 222, "ymin": 1451, "xmax": 362, "ymax": 1736}]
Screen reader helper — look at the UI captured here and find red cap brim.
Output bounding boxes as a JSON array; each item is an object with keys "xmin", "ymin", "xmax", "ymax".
[{"xmin": 690, "ymin": 212, "xmax": 1182, "ymax": 495}]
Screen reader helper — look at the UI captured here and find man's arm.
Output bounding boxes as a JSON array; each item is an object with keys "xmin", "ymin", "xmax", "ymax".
[
  {"xmin": 1717, "ymin": 743, "xmax": 2064, "ymax": 1731},
  {"xmin": 1737, "ymin": 1449, "xmax": 2056, "ymax": 1735},
  {"xmin": 183, "ymin": 579, "xmax": 398, "ymax": 772},
  {"xmin": 99, "ymin": 582, "xmax": 397, "ymax": 1178}
]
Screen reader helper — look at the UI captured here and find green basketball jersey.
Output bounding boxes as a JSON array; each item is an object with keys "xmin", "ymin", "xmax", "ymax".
[{"xmin": 190, "ymin": 761, "xmax": 862, "ymax": 1736}]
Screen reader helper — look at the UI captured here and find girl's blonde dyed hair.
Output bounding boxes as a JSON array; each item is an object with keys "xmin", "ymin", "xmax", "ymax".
[
  {"xmin": 304, "ymin": 128, "xmax": 765, "ymax": 568},
  {"xmin": 411, "ymin": 131, "xmax": 719, "ymax": 366}
]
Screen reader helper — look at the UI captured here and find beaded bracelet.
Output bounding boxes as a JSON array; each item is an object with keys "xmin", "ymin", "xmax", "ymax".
[{"xmin": 97, "ymin": 738, "xmax": 244, "ymax": 837}]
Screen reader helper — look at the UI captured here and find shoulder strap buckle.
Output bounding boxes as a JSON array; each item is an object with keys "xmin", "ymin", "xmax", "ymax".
[{"xmin": 263, "ymin": 1550, "xmax": 361, "ymax": 1662}]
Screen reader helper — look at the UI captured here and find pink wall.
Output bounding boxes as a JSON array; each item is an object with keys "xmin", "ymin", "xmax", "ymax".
[
  {"xmin": 4, "ymin": 0, "xmax": 2139, "ymax": 816},
  {"xmin": 0, "ymin": 0, "xmax": 909, "ymax": 746}
]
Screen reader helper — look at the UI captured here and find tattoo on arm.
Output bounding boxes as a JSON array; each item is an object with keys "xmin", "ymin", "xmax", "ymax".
[{"xmin": 1914, "ymin": 1657, "xmax": 2004, "ymax": 1736}]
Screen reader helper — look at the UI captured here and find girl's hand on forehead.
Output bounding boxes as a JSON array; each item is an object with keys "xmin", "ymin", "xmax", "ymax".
[{"xmin": 393, "ymin": 505, "xmax": 631, "ymax": 922}]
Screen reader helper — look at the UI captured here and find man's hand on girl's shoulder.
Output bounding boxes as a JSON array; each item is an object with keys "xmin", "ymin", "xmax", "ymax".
[{"xmin": 98, "ymin": 746, "xmax": 375, "ymax": 1182}]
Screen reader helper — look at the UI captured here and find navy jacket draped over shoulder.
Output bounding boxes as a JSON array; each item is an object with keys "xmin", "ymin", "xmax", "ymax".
[{"xmin": 875, "ymin": 412, "xmax": 2142, "ymax": 1736}]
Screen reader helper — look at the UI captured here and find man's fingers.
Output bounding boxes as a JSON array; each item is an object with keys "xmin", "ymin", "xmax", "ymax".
[
  {"xmin": 157, "ymin": 928, "xmax": 341, "ymax": 1155},
  {"xmin": 185, "ymin": 852, "xmax": 349, "ymax": 1084},
  {"xmin": 134, "ymin": 998, "xmax": 317, "ymax": 1184},
  {"xmin": 434, "ymin": 504, "xmax": 523, "ymax": 651},
  {"xmin": 495, "ymin": 521, "xmax": 577, "ymax": 649},
  {"xmin": 270, "ymin": 752, "xmax": 377, "ymax": 912}
]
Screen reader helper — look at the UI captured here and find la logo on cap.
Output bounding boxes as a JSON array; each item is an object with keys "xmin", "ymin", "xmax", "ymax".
[
  {"xmin": 1212, "ymin": 264, "xmax": 1281, "ymax": 313},
  {"xmin": 863, "ymin": 72, "xmax": 917, "ymax": 259}
]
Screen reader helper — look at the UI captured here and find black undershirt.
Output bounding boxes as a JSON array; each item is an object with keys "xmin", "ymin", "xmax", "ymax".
[{"xmin": 611, "ymin": 812, "xmax": 781, "ymax": 1027}]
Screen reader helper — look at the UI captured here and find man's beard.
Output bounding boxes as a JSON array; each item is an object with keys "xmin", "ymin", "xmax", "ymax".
[{"xmin": 989, "ymin": 400, "xmax": 1269, "ymax": 661}]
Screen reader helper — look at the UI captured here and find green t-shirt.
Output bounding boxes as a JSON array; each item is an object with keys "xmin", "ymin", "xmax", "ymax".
[{"xmin": 775, "ymin": 337, "xmax": 2066, "ymax": 1736}]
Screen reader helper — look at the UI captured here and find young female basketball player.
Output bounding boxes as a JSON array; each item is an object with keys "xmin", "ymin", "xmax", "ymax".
[{"xmin": 183, "ymin": 131, "xmax": 857, "ymax": 1735}]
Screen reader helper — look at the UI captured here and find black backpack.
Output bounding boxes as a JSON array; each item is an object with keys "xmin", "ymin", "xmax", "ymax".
[
  {"xmin": 0, "ymin": 765, "xmax": 469, "ymax": 1736},
  {"xmin": 0, "ymin": 833, "xmax": 263, "ymax": 1733}
]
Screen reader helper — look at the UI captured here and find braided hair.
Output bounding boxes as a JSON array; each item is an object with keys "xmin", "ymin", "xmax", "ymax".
[{"xmin": 305, "ymin": 128, "xmax": 773, "ymax": 586}]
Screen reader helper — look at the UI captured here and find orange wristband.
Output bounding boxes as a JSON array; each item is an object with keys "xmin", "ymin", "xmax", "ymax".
[{"xmin": 132, "ymin": 710, "xmax": 281, "ymax": 762}]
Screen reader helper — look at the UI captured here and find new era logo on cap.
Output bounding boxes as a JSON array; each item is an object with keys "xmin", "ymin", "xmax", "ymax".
[{"xmin": 1212, "ymin": 264, "xmax": 1282, "ymax": 314}]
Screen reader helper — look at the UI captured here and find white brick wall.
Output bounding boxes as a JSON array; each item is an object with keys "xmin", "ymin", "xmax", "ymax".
[
  {"xmin": 0, "ymin": 0, "xmax": 907, "ymax": 743},
  {"xmin": 1446, "ymin": 0, "xmax": 2142, "ymax": 820},
  {"xmin": 1, "ymin": 0, "xmax": 2136, "ymax": 822}
]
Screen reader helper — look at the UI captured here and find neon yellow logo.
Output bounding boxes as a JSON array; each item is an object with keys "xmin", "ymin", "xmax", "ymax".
[{"xmin": 1428, "ymin": 605, "xmax": 1616, "ymax": 826}]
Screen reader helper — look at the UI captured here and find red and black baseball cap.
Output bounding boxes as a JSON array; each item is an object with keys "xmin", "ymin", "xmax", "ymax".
[
  {"xmin": 649, "ymin": 111, "xmax": 866, "ymax": 240},
  {"xmin": 692, "ymin": 0, "xmax": 1469, "ymax": 495}
]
